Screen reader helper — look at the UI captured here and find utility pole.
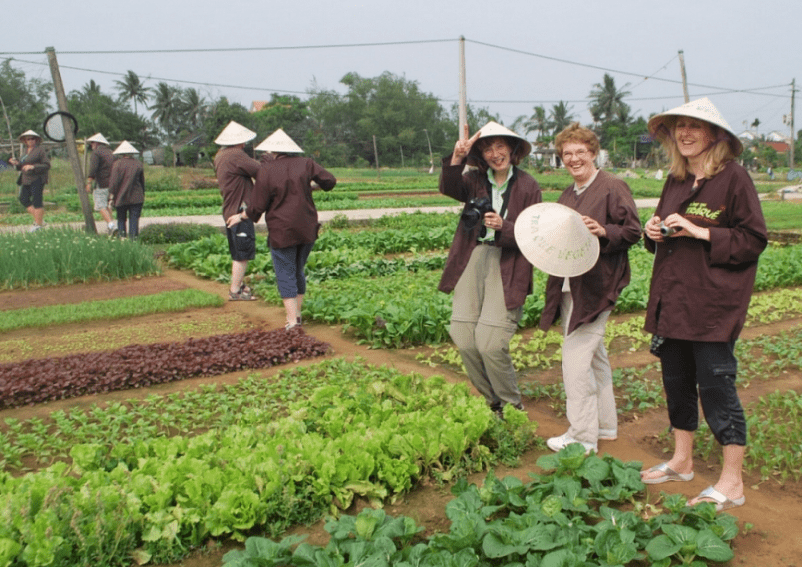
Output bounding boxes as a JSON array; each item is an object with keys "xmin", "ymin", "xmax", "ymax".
[
  {"xmin": 46, "ymin": 47, "xmax": 97, "ymax": 233},
  {"xmin": 678, "ymin": 50, "xmax": 690, "ymax": 103},
  {"xmin": 790, "ymin": 78, "xmax": 796, "ymax": 169},
  {"xmin": 458, "ymin": 36, "xmax": 467, "ymax": 138},
  {"xmin": 423, "ymin": 129, "xmax": 434, "ymax": 174}
]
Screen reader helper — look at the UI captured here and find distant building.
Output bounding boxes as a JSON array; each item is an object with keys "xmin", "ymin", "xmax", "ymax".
[{"xmin": 250, "ymin": 101, "xmax": 268, "ymax": 113}]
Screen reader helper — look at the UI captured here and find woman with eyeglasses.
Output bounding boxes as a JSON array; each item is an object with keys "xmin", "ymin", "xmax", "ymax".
[
  {"xmin": 539, "ymin": 123, "xmax": 641, "ymax": 454},
  {"xmin": 438, "ymin": 121, "xmax": 542, "ymax": 418}
]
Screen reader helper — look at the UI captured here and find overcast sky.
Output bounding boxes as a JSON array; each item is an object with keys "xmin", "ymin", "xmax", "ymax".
[{"xmin": 3, "ymin": 0, "xmax": 800, "ymax": 141}]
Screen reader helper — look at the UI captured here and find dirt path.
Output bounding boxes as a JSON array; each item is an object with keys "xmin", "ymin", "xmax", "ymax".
[{"xmin": 2, "ymin": 270, "xmax": 801, "ymax": 566}]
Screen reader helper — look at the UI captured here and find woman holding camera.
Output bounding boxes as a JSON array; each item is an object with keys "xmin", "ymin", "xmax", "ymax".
[
  {"xmin": 640, "ymin": 98, "xmax": 767, "ymax": 512},
  {"xmin": 539, "ymin": 123, "xmax": 641, "ymax": 454},
  {"xmin": 438, "ymin": 121, "xmax": 541, "ymax": 416}
]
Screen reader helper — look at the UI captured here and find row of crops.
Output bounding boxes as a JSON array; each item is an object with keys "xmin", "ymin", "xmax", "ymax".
[{"xmin": 166, "ymin": 210, "xmax": 802, "ymax": 349}]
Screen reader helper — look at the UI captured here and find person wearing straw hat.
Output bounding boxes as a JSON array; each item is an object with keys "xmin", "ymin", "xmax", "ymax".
[
  {"xmin": 214, "ymin": 121, "xmax": 261, "ymax": 301},
  {"xmin": 229, "ymin": 128, "xmax": 336, "ymax": 329},
  {"xmin": 85, "ymin": 133, "xmax": 117, "ymax": 236},
  {"xmin": 538, "ymin": 123, "xmax": 641, "ymax": 454},
  {"xmin": 639, "ymin": 98, "xmax": 767, "ymax": 512},
  {"xmin": 438, "ymin": 121, "xmax": 541, "ymax": 418},
  {"xmin": 109, "ymin": 140, "xmax": 145, "ymax": 239},
  {"xmin": 9, "ymin": 129, "xmax": 50, "ymax": 232}
]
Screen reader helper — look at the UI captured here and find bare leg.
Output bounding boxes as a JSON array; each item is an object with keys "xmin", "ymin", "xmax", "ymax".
[
  {"xmin": 230, "ymin": 260, "xmax": 248, "ymax": 294},
  {"xmin": 282, "ymin": 296, "xmax": 298, "ymax": 326},
  {"xmin": 296, "ymin": 294, "xmax": 304, "ymax": 322},
  {"xmin": 690, "ymin": 444, "xmax": 745, "ymax": 504},
  {"xmin": 28, "ymin": 206, "xmax": 44, "ymax": 226},
  {"xmin": 100, "ymin": 207, "xmax": 113, "ymax": 225},
  {"xmin": 641, "ymin": 428, "xmax": 694, "ymax": 480}
]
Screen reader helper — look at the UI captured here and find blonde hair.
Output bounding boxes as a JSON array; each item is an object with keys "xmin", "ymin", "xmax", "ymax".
[
  {"xmin": 555, "ymin": 122, "xmax": 599, "ymax": 157},
  {"xmin": 658, "ymin": 117, "xmax": 737, "ymax": 180}
]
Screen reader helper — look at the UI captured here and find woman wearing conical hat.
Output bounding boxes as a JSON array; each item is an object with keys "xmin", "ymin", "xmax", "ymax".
[
  {"xmin": 109, "ymin": 141, "xmax": 145, "ymax": 239},
  {"xmin": 538, "ymin": 123, "xmax": 641, "ymax": 455},
  {"xmin": 9, "ymin": 130, "xmax": 50, "ymax": 232},
  {"xmin": 438, "ymin": 121, "xmax": 542, "ymax": 417},
  {"xmin": 85, "ymin": 133, "xmax": 117, "ymax": 235},
  {"xmin": 639, "ymin": 98, "xmax": 768, "ymax": 512},
  {"xmin": 229, "ymin": 129, "xmax": 336, "ymax": 330}
]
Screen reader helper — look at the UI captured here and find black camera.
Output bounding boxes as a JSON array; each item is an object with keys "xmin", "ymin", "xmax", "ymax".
[{"xmin": 461, "ymin": 197, "xmax": 494, "ymax": 230}]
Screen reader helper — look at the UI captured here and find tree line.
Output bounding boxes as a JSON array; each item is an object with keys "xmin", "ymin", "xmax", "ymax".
[{"xmin": 1, "ymin": 60, "xmax": 792, "ymax": 169}]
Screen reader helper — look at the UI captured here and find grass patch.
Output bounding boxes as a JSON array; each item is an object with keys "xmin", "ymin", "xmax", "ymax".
[{"xmin": 0, "ymin": 289, "xmax": 224, "ymax": 332}]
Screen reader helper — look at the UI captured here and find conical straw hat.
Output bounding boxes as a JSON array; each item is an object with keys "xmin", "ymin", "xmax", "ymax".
[
  {"xmin": 214, "ymin": 121, "xmax": 257, "ymax": 146},
  {"xmin": 113, "ymin": 140, "xmax": 139, "ymax": 155},
  {"xmin": 469, "ymin": 121, "xmax": 532, "ymax": 158},
  {"xmin": 647, "ymin": 97, "xmax": 742, "ymax": 156},
  {"xmin": 18, "ymin": 129, "xmax": 42, "ymax": 141},
  {"xmin": 86, "ymin": 132, "xmax": 110, "ymax": 145},
  {"xmin": 513, "ymin": 202, "xmax": 600, "ymax": 277},
  {"xmin": 255, "ymin": 128, "xmax": 303, "ymax": 153}
]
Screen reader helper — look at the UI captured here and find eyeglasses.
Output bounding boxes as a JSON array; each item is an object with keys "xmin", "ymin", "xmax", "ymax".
[{"xmin": 562, "ymin": 149, "xmax": 589, "ymax": 160}]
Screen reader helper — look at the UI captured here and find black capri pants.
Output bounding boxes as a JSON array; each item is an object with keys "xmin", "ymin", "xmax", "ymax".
[{"xmin": 659, "ymin": 338, "xmax": 747, "ymax": 446}]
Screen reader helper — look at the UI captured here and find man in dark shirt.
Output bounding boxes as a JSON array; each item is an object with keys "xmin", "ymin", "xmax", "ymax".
[{"xmin": 85, "ymin": 133, "xmax": 117, "ymax": 235}]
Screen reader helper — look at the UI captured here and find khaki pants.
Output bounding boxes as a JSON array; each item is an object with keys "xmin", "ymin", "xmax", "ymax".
[
  {"xmin": 450, "ymin": 245, "xmax": 522, "ymax": 407},
  {"xmin": 560, "ymin": 292, "xmax": 616, "ymax": 444}
]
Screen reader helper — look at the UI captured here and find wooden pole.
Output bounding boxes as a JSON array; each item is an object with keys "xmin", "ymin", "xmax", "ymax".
[
  {"xmin": 458, "ymin": 36, "xmax": 467, "ymax": 137},
  {"xmin": 678, "ymin": 50, "xmax": 690, "ymax": 103},
  {"xmin": 373, "ymin": 135, "xmax": 380, "ymax": 179},
  {"xmin": 45, "ymin": 47, "xmax": 97, "ymax": 233},
  {"xmin": 790, "ymin": 78, "xmax": 796, "ymax": 170}
]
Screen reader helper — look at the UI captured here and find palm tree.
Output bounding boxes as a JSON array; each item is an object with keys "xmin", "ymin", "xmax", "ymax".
[
  {"xmin": 181, "ymin": 88, "xmax": 206, "ymax": 130},
  {"xmin": 589, "ymin": 73, "xmax": 631, "ymax": 127},
  {"xmin": 149, "ymin": 82, "xmax": 181, "ymax": 137},
  {"xmin": 524, "ymin": 105, "xmax": 549, "ymax": 142},
  {"xmin": 549, "ymin": 101, "xmax": 575, "ymax": 136},
  {"xmin": 81, "ymin": 80, "xmax": 102, "ymax": 101},
  {"xmin": 115, "ymin": 70, "xmax": 151, "ymax": 115}
]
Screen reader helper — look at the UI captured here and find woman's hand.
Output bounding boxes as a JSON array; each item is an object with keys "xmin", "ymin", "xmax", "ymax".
[
  {"xmin": 644, "ymin": 215, "xmax": 664, "ymax": 241},
  {"xmin": 483, "ymin": 211, "xmax": 503, "ymax": 231},
  {"xmin": 582, "ymin": 215, "xmax": 606, "ymax": 238},
  {"xmin": 21, "ymin": 165, "xmax": 34, "ymax": 172},
  {"xmin": 451, "ymin": 124, "xmax": 481, "ymax": 166},
  {"xmin": 662, "ymin": 213, "xmax": 710, "ymax": 241},
  {"xmin": 226, "ymin": 212, "xmax": 245, "ymax": 228}
]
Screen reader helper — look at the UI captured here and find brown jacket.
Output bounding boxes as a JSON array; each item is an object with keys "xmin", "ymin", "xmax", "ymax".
[
  {"xmin": 539, "ymin": 170, "xmax": 641, "ymax": 334},
  {"xmin": 644, "ymin": 160, "xmax": 767, "ymax": 342},
  {"xmin": 438, "ymin": 159, "xmax": 542, "ymax": 311},
  {"xmin": 109, "ymin": 157, "xmax": 145, "ymax": 206},
  {"xmin": 246, "ymin": 155, "xmax": 336, "ymax": 249},
  {"xmin": 213, "ymin": 147, "xmax": 261, "ymax": 219},
  {"xmin": 88, "ymin": 145, "xmax": 114, "ymax": 188},
  {"xmin": 17, "ymin": 145, "xmax": 50, "ymax": 186}
]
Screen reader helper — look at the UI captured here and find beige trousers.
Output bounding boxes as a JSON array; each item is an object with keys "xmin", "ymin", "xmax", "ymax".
[
  {"xmin": 450, "ymin": 245, "xmax": 522, "ymax": 407},
  {"xmin": 560, "ymin": 292, "xmax": 617, "ymax": 444}
]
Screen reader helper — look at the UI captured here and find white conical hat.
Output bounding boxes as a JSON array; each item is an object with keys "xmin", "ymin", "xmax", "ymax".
[
  {"xmin": 513, "ymin": 202, "xmax": 600, "ymax": 277},
  {"xmin": 86, "ymin": 132, "xmax": 110, "ymax": 145},
  {"xmin": 113, "ymin": 140, "xmax": 139, "ymax": 155},
  {"xmin": 647, "ymin": 97, "xmax": 742, "ymax": 156},
  {"xmin": 214, "ymin": 121, "xmax": 257, "ymax": 146},
  {"xmin": 255, "ymin": 128, "xmax": 303, "ymax": 153},
  {"xmin": 18, "ymin": 129, "xmax": 42, "ymax": 141},
  {"xmin": 469, "ymin": 121, "xmax": 532, "ymax": 158}
]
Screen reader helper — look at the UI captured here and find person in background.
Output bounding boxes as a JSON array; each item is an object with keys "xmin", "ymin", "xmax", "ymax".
[
  {"xmin": 640, "ymin": 98, "xmax": 767, "ymax": 512},
  {"xmin": 439, "ymin": 121, "xmax": 541, "ymax": 418},
  {"xmin": 9, "ymin": 129, "xmax": 50, "ymax": 232},
  {"xmin": 228, "ymin": 128, "xmax": 336, "ymax": 329},
  {"xmin": 213, "ymin": 121, "xmax": 261, "ymax": 301},
  {"xmin": 539, "ymin": 123, "xmax": 641, "ymax": 454},
  {"xmin": 108, "ymin": 141, "xmax": 145, "ymax": 239},
  {"xmin": 84, "ymin": 132, "xmax": 117, "ymax": 235}
]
